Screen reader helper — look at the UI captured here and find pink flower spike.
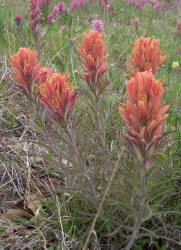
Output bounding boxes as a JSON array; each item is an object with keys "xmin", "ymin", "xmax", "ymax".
[
  {"xmin": 154, "ymin": 4, "xmax": 160, "ymax": 13},
  {"xmin": 71, "ymin": 0, "xmax": 78, "ymax": 9},
  {"xmin": 177, "ymin": 21, "xmax": 181, "ymax": 31},
  {"xmin": 15, "ymin": 15, "xmax": 22, "ymax": 26},
  {"xmin": 177, "ymin": 46, "xmax": 181, "ymax": 53},
  {"xmin": 58, "ymin": 2, "xmax": 65, "ymax": 12},
  {"xmin": 107, "ymin": 5, "xmax": 112, "ymax": 13},
  {"xmin": 79, "ymin": 0, "xmax": 86, "ymax": 8},
  {"xmin": 29, "ymin": 0, "xmax": 40, "ymax": 34},
  {"xmin": 53, "ymin": 6, "xmax": 59, "ymax": 16},
  {"xmin": 134, "ymin": 17, "xmax": 139, "ymax": 34},
  {"xmin": 48, "ymin": 13, "xmax": 53, "ymax": 25},
  {"xmin": 92, "ymin": 20, "xmax": 104, "ymax": 33}
]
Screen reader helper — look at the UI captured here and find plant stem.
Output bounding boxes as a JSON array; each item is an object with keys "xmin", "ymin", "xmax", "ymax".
[
  {"xmin": 94, "ymin": 96, "xmax": 112, "ymax": 170},
  {"xmin": 125, "ymin": 163, "xmax": 146, "ymax": 250},
  {"xmin": 83, "ymin": 147, "xmax": 124, "ymax": 250},
  {"xmin": 65, "ymin": 126, "xmax": 96, "ymax": 198}
]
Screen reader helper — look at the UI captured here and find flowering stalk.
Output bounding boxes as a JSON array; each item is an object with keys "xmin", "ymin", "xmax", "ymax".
[
  {"xmin": 77, "ymin": 30, "xmax": 109, "ymax": 96},
  {"xmin": 119, "ymin": 71, "xmax": 169, "ymax": 166},
  {"xmin": 127, "ymin": 37, "xmax": 166, "ymax": 78},
  {"xmin": 15, "ymin": 15, "xmax": 22, "ymax": 34},
  {"xmin": 134, "ymin": 17, "xmax": 139, "ymax": 34},
  {"xmin": 15, "ymin": 15, "xmax": 25, "ymax": 46},
  {"xmin": 29, "ymin": 0, "xmax": 41, "ymax": 57},
  {"xmin": 38, "ymin": 72, "xmax": 96, "ymax": 196},
  {"xmin": 119, "ymin": 71, "xmax": 169, "ymax": 249}
]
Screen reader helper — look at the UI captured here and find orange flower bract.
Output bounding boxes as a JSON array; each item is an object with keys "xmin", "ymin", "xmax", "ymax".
[
  {"xmin": 119, "ymin": 72, "xmax": 169, "ymax": 158},
  {"xmin": 127, "ymin": 37, "xmax": 166, "ymax": 77},
  {"xmin": 77, "ymin": 30, "xmax": 109, "ymax": 95},
  {"xmin": 39, "ymin": 73, "xmax": 77, "ymax": 122},
  {"xmin": 10, "ymin": 48, "xmax": 40, "ymax": 95}
]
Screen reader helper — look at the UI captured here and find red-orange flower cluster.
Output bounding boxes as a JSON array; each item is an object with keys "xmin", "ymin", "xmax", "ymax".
[
  {"xmin": 11, "ymin": 48, "xmax": 77, "ymax": 123},
  {"xmin": 119, "ymin": 71, "xmax": 169, "ymax": 159},
  {"xmin": 10, "ymin": 48, "xmax": 40, "ymax": 95},
  {"xmin": 127, "ymin": 37, "xmax": 166, "ymax": 78},
  {"xmin": 77, "ymin": 30, "xmax": 109, "ymax": 95},
  {"xmin": 39, "ymin": 73, "xmax": 77, "ymax": 122}
]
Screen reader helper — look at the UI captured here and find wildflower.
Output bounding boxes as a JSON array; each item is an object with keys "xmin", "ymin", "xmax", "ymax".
[
  {"xmin": 177, "ymin": 21, "xmax": 181, "ymax": 31},
  {"xmin": 154, "ymin": 3, "xmax": 160, "ymax": 13},
  {"xmin": 69, "ymin": 38, "xmax": 74, "ymax": 46},
  {"xmin": 79, "ymin": 0, "xmax": 86, "ymax": 8},
  {"xmin": 29, "ymin": 0, "xmax": 40, "ymax": 35},
  {"xmin": 92, "ymin": 20, "xmax": 103, "ymax": 33},
  {"xmin": 53, "ymin": 6, "xmax": 59, "ymax": 16},
  {"xmin": 77, "ymin": 30, "xmax": 109, "ymax": 95},
  {"xmin": 39, "ymin": 73, "xmax": 77, "ymax": 123},
  {"xmin": 163, "ymin": 8, "xmax": 167, "ymax": 16},
  {"xmin": 15, "ymin": 15, "xmax": 22, "ymax": 26},
  {"xmin": 71, "ymin": 0, "xmax": 78, "ymax": 9},
  {"xmin": 10, "ymin": 48, "xmax": 40, "ymax": 96},
  {"xmin": 58, "ymin": 2, "xmax": 65, "ymax": 12},
  {"xmin": 47, "ymin": 13, "xmax": 53, "ymax": 25},
  {"xmin": 172, "ymin": 61, "xmax": 179, "ymax": 69},
  {"xmin": 177, "ymin": 47, "xmax": 181, "ymax": 54},
  {"xmin": 107, "ymin": 5, "xmax": 112, "ymax": 13},
  {"xmin": 134, "ymin": 17, "xmax": 139, "ymax": 34},
  {"xmin": 119, "ymin": 71, "xmax": 169, "ymax": 164},
  {"xmin": 39, "ymin": 0, "xmax": 50, "ymax": 6},
  {"xmin": 102, "ymin": 3, "xmax": 106, "ymax": 10},
  {"xmin": 127, "ymin": 37, "xmax": 166, "ymax": 77}
]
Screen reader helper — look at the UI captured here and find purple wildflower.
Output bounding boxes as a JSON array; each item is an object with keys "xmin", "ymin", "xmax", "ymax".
[
  {"xmin": 154, "ymin": 3, "xmax": 160, "ymax": 13},
  {"xmin": 29, "ymin": 0, "xmax": 40, "ymax": 35},
  {"xmin": 92, "ymin": 20, "xmax": 104, "ymax": 32},
  {"xmin": 15, "ymin": 15, "xmax": 22, "ymax": 26},
  {"xmin": 107, "ymin": 5, "xmax": 112, "ymax": 13},
  {"xmin": 53, "ymin": 6, "xmax": 59, "ymax": 16},
  {"xmin": 71, "ymin": 0, "xmax": 78, "ymax": 9},
  {"xmin": 79, "ymin": 0, "xmax": 86, "ymax": 8},
  {"xmin": 177, "ymin": 46, "xmax": 181, "ymax": 53},
  {"xmin": 39, "ymin": 0, "xmax": 50, "ymax": 6},
  {"xmin": 48, "ymin": 13, "xmax": 53, "ymax": 24},
  {"xmin": 58, "ymin": 2, "xmax": 65, "ymax": 12},
  {"xmin": 134, "ymin": 17, "xmax": 139, "ymax": 33}
]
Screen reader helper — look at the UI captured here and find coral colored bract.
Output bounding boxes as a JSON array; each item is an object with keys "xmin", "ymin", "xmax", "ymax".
[
  {"xmin": 77, "ymin": 30, "xmax": 108, "ymax": 95},
  {"xmin": 39, "ymin": 73, "xmax": 77, "ymax": 123},
  {"xmin": 10, "ymin": 48, "xmax": 40, "ymax": 95},
  {"xmin": 127, "ymin": 37, "xmax": 166, "ymax": 77}
]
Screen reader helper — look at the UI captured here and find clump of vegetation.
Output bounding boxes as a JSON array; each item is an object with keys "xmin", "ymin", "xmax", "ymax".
[{"xmin": 0, "ymin": 0, "xmax": 181, "ymax": 249}]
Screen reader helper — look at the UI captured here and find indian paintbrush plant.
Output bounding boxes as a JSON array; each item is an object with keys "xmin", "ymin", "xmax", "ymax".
[
  {"xmin": 8, "ymin": 28, "xmax": 179, "ymax": 249},
  {"xmin": 119, "ymin": 71, "xmax": 170, "ymax": 249}
]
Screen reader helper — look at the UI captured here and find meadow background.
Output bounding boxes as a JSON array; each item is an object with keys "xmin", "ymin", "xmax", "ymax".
[{"xmin": 0, "ymin": 0, "xmax": 181, "ymax": 249}]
